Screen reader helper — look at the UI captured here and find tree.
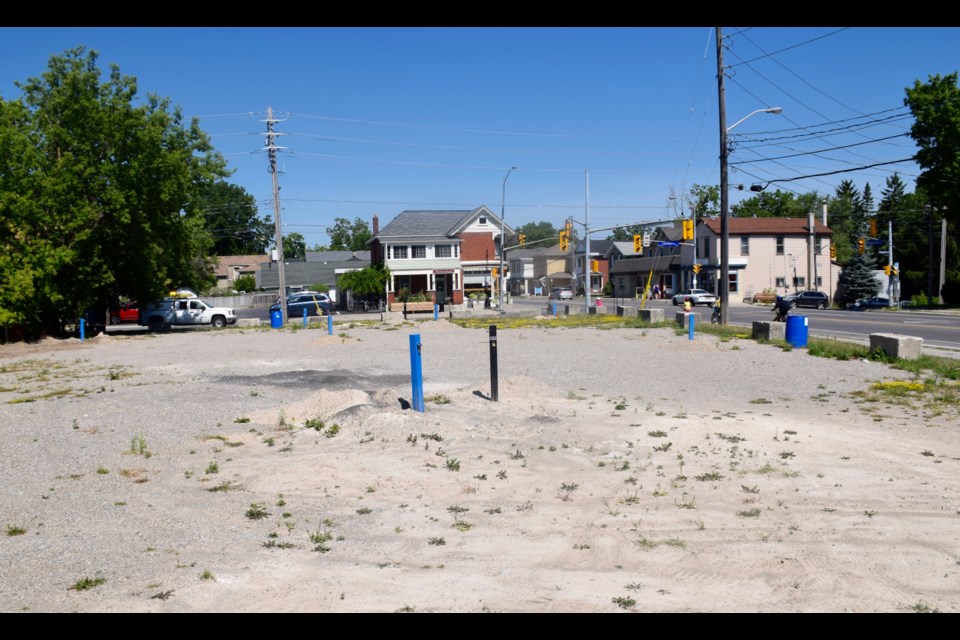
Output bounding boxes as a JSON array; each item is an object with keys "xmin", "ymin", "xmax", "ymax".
[
  {"xmin": 836, "ymin": 252, "xmax": 880, "ymax": 306},
  {"xmin": 904, "ymin": 73, "xmax": 960, "ymax": 302},
  {"xmin": 685, "ymin": 184, "xmax": 719, "ymax": 219},
  {"xmin": 607, "ymin": 224, "xmax": 645, "ymax": 242},
  {"xmin": 731, "ymin": 190, "xmax": 824, "ymax": 218},
  {"xmin": 327, "ymin": 216, "xmax": 372, "ymax": 251},
  {"xmin": 233, "ymin": 275, "xmax": 257, "ymax": 292},
  {"xmin": 282, "ymin": 232, "xmax": 306, "ymax": 260},
  {"xmin": 0, "ymin": 47, "xmax": 230, "ymax": 337},
  {"xmin": 337, "ymin": 264, "xmax": 390, "ymax": 298},
  {"xmin": 515, "ymin": 221, "xmax": 558, "ymax": 246},
  {"xmin": 195, "ymin": 181, "xmax": 272, "ymax": 255}
]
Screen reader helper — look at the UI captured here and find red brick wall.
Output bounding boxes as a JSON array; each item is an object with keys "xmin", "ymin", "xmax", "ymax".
[{"xmin": 459, "ymin": 232, "xmax": 497, "ymax": 262}]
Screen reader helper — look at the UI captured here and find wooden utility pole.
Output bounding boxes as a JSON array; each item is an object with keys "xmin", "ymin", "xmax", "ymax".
[{"xmin": 265, "ymin": 107, "xmax": 287, "ymax": 323}]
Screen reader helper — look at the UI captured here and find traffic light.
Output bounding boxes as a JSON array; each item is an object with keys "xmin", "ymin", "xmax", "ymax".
[
  {"xmin": 883, "ymin": 265, "xmax": 891, "ymax": 276},
  {"xmin": 869, "ymin": 218, "xmax": 878, "ymax": 237},
  {"xmin": 591, "ymin": 259, "xmax": 599, "ymax": 273},
  {"xmin": 681, "ymin": 219, "xmax": 694, "ymax": 241},
  {"xmin": 633, "ymin": 234, "xmax": 642, "ymax": 254},
  {"xmin": 491, "ymin": 267, "xmax": 498, "ymax": 278},
  {"xmin": 518, "ymin": 233, "xmax": 526, "ymax": 247},
  {"xmin": 830, "ymin": 245, "xmax": 836, "ymax": 259},
  {"xmin": 559, "ymin": 230, "xmax": 569, "ymax": 251},
  {"xmin": 692, "ymin": 264, "xmax": 701, "ymax": 274},
  {"xmin": 857, "ymin": 238, "xmax": 865, "ymax": 254}
]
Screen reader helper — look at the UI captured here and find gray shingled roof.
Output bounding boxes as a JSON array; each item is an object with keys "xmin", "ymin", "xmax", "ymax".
[
  {"xmin": 305, "ymin": 250, "xmax": 370, "ymax": 262},
  {"xmin": 375, "ymin": 207, "xmax": 511, "ymax": 241}
]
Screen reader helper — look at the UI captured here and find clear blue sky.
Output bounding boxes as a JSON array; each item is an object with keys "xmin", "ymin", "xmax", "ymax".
[{"xmin": 1, "ymin": 27, "xmax": 956, "ymax": 250}]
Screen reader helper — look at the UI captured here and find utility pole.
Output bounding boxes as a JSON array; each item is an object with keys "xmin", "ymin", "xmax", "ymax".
[
  {"xmin": 717, "ymin": 26, "xmax": 730, "ymax": 324},
  {"xmin": 940, "ymin": 215, "xmax": 948, "ymax": 304},
  {"xmin": 807, "ymin": 211, "xmax": 815, "ymax": 291},
  {"xmin": 265, "ymin": 107, "xmax": 288, "ymax": 324},
  {"xmin": 584, "ymin": 170, "xmax": 591, "ymax": 311}
]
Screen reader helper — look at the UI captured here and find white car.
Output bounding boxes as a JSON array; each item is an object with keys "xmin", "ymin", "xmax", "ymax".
[
  {"xmin": 671, "ymin": 288, "xmax": 717, "ymax": 306},
  {"xmin": 549, "ymin": 287, "xmax": 574, "ymax": 300}
]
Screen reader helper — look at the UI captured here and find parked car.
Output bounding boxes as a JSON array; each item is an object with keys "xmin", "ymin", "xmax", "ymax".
[
  {"xmin": 549, "ymin": 287, "xmax": 574, "ymax": 300},
  {"xmin": 671, "ymin": 288, "xmax": 717, "ymax": 306},
  {"xmin": 272, "ymin": 291, "xmax": 333, "ymax": 317},
  {"xmin": 110, "ymin": 301, "xmax": 139, "ymax": 325},
  {"xmin": 783, "ymin": 290, "xmax": 830, "ymax": 309},
  {"xmin": 847, "ymin": 296, "xmax": 890, "ymax": 310}
]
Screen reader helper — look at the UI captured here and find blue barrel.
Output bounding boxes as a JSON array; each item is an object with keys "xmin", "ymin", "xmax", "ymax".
[
  {"xmin": 785, "ymin": 315, "xmax": 808, "ymax": 348},
  {"xmin": 270, "ymin": 309, "xmax": 283, "ymax": 329}
]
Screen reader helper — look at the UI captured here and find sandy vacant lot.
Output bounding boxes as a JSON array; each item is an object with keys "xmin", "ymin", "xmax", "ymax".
[{"xmin": 0, "ymin": 319, "xmax": 958, "ymax": 613}]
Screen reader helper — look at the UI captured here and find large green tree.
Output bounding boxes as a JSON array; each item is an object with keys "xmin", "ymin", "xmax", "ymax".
[
  {"xmin": 283, "ymin": 232, "xmax": 306, "ymax": 260},
  {"xmin": 515, "ymin": 221, "xmax": 558, "ymax": 246},
  {"xmin": 0, "ymin": 46, "xmax": 230, "ymax": 337},
  {"xmin": 904, "ymin": 73, "xmax": 960, "ymax": 302},
  {"xmin": 196, "ymin": 181, "xmax": 272, "ymax": 255},
  {"xmin": 327, "ymin": 216, "xmax": 372, "ymax": 251},
  {"xmin": 730, "ymin": 189, "xmax": 824, "ymax": 219}
]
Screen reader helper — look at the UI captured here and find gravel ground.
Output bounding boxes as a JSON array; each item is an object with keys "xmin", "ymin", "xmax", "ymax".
[{"xmin": 1, "ymin": 318, "xmax": 957, "ymax": 613}]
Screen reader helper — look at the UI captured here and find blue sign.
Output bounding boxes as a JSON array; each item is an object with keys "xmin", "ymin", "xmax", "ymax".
[
  {"xmin": 866, "ymin": 238, "xmax": 884, "ymax": 246},
  {"xmin": 658, "ymin": 241, "xmax": 680, "ymax": 247}
]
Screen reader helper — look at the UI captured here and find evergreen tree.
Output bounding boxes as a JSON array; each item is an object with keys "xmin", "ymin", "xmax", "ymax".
[{"xmin": 836, "ymin": 252, "xmax": 881, "ymax": 306}]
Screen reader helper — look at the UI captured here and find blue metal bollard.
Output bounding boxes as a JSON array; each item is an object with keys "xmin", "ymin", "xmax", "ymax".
[
  {"xmin": 552, "ymin": 302, "xmax": 557, "ymax": 317},
  {"xmin": 303, "ymin": 307, "xmax": 307, "ymax": 329},
  {"xmin": 327, "ymin": 313, "xmax": 333, "ymax": 335},
  {"xmin": 409, "ymin": 334, "xmax": 424, "ymax": 412},
  {"xmin": 80, "ymin": 318, "xmax": 85, "ymax": 342},
  {"xmin": 434, "ymin": 304, "xmax": 439, "ymax": 321},
  {"xmin": 688, "ymin": 312, "xmax": 695, "ymax": 340}
]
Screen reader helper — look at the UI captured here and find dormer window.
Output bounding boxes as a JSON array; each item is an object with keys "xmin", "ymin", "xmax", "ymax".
[{"xmin": 479, "ymin": 216, "xmax": 487, "ymax": 225}]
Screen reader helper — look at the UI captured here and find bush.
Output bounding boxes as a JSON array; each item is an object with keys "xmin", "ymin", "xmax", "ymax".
[{"xmin": 233, "ymin": 275, "xmax": 256, "ymax": 292}]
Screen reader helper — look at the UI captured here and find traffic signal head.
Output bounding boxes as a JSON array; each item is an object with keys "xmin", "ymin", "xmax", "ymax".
[
  {"xmin": 681, "ymin": 219, "xmax": 694, "ymax": 241},
  {"xmin": 830, "ymin": 245, "xmax": 836, "ymax": 259},
  {"xmin": 883, "ymin": 265, "xmax": 891, "ymax": 276},
  {"xmin": 869, "ymin": 218, "xmax": 878, "ymax": 237},
  {"xmin": 518, "ymin": 233, "xmax": 526, "ymax": 247},
  {"xmin": 633, "ymin": 234, "xmax": 642, "ymax": 253},
  {"xmin": 692, "ymin": 264, "xmax": 701, "ymax": 274},
  {"xmin": 857, "ymin": 238, "xmax": 865, "ymax": 254},
  {"xmin": 559, "ymin": 230, "xmax": 569, "ymax": 251}
]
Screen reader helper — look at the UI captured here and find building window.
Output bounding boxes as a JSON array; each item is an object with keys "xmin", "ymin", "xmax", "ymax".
[
  {"xmin": 436, "ymin": 244, "xmax": 452, "ymax": 258},
  {"xmin": 479, "ymin": 216, "xmax": 487, "ymax": 225},
  {"xmin": 792, "ymin": 276, "xmax": 806, "ymax": 288},
  {"xmin": 740, "ymin": 237, "xmax": 749, "ymax": 256},
  {"xmin": 392, "ymin": 245, "xmax": 408, "ymax": 259},
  {"xmin": 702, "ymin": 239, "xmax": 710, "ymax": 259},
  {"xmin": 776, "ymin": 236, "xmax": 784, "ymax": 255},
  {"xmin": 395, "ymin": 275, "xmax": 411, "ymax": 294},
  {"xmin": 815, "ymin": 237, "xmax": 822, "ymax": 253},
  {"xmin": 776, "ymin": 277, "xmax": 786, "ymax": 288},
  {"xmin": 411, "ymin": 245, "xmax": 426, "ymax": 259},
  {"xmin": 816, "ymin": 276, "xmax": 822, "ymax": 287}
]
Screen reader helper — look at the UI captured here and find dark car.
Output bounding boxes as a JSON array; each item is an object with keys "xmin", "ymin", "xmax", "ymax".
[
  {"xmin": 783, "ymin": 290, "xmax": 830, "ymax": 309},
  {"xmin": 271, "ymin": 291, "xmax": 333, "ymax": 317},
  {"xmin": 848, "ymin": 296, "xmax": 890, "ymax": 310}
]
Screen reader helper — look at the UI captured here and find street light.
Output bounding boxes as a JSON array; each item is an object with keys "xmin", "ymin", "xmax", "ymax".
[
  {"xmin": 719, "ymin": 103, "xmax": 781, "ymax": 323},
  {"xmin": 498, "ymin": 166, "xmax": 517, "ymax": 313}
]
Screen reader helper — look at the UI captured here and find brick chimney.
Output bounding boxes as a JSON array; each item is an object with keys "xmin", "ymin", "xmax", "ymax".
[{"xmin": 373, "ymin": 214, "xmax": 379, "ymax": 235}]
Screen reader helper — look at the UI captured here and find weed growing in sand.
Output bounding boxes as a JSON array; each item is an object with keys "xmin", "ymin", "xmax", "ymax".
[
  {"xmin": 445, "ymin": 458, "xmax": 460, "ymax": 472},
  {"xmin": 205, "ymin": 462, "xmax": 219, "ymax": 474},
  {"xmin": 428, "ymin": 537, "xmax": 446, "ymax": 546},
  {"xmin": 421, "ymin": 432, "xmax": 443, "ymax": 442},
  {"xmin": 426, "ymin": 394, "xmax": 452, "ymax": 405},
  {"xmin": 907, "ymin": 601, "xmax": 940, "ymax": 613},
  {"xmin": 356, "ymin": 507, "xmax": 372, "ymax": 515},
  {"xmin": 737, "ymin": 508, "xmax": 761, "ymax": 518},
  {"xmin": 695, "ymin": 471, "xmax": 723, "ymax": 482},
  {"xmin": 749, "ymin": 398, "xmax": 773, "ymax": 404},
  {"xmin": 653, "ymin": 442, "xmax": 672, "ymax": 452},
  {"xmin": 130, "ymin": 434, "xmax": 151, "ymax": 458},
  {"xmin": 234, "ymin": 417, "xmax": 250, "ymax": 424},
  {"xmin": 245, "ymin": 503, "xmax": 269, "ymax": 520},
  {"xmin": 648, "ymin": 429, "xmax": 667, "ymax": 438},
  {"xmin": 6, "ymin": 525, "xmax": 26, "ymax": 536},
  {"xmin": 200, "ymin": 570, "xmax": 215, "ymax": 581},
  {"xmin": 69, "ymin": 576, "xmax": 106, "ymax": 591}
]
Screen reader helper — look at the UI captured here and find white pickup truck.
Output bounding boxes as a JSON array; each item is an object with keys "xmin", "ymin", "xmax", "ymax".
[{"xmin": 138, "ymin": 297, "xmax": 237, "ymax": 330}]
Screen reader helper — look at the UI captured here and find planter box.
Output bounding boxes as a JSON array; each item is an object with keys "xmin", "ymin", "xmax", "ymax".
[{"xmin": 389, "ymin": 301, "xmax": 435, "ymax": 313}]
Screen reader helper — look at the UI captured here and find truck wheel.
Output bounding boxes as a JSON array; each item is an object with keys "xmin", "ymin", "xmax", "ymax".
[
  {"xmin": 211, "ymin": 316, "xmax": 226, "ymax": 329},
  {"xmin": 147, "ymin": 317, "xmax": 163, "ymax": 332}
]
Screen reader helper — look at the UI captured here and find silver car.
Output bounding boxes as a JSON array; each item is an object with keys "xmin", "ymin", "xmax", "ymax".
[
  {"xmin": 671, "ymin": 288, "xmax": 717, "ymax": 306},
  {"xmin": 549, "ymin": 287, "xmax": 574, "ymax": 300}
]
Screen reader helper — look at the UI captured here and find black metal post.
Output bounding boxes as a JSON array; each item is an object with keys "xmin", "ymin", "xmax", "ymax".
[{"xmin": 489, "ymin": 325, "xmax": 499, "ymax": 402}]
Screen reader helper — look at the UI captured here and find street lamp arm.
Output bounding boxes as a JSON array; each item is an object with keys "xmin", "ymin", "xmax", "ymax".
[
  {"xmin": 498, "ymin": 166, "xmax": 517, "ymax": 314},
  {"xmin": 727, "ymin": 107, "xmax": 782, "ymax": 133}
]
